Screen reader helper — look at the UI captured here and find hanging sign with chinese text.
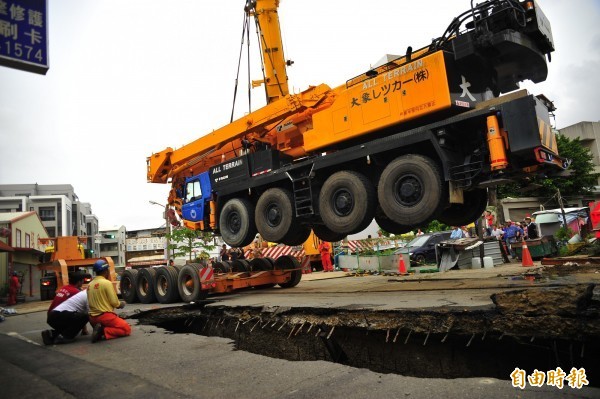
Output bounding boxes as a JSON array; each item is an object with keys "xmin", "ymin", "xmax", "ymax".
[{"xmin": 0, "ymin": 0, "xmax": 48, "ymax": 74}]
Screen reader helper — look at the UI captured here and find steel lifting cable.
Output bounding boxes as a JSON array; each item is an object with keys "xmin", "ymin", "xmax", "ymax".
[
  {"xmin": 230, "ymin": 11, "xmax": 250, "ymax": 123},
  {"xmin": 246, "ymin": 9, "xmax": 252, "ymax": 115}
]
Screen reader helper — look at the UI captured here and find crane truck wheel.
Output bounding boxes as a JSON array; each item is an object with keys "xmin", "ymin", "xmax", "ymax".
[
  {"xmin": 177, "ymin": 264, "xmax": 208, "ymax": 302},
  {"xmin": 319, "ymin": 171, "xmax": 376, "ymax": 234},
  {"xmin": 219, "ymin": 198, "xmax": 257, "ymax": 248},
  {"xmin": 120, "ymin": 269, "xmax": 139, "ymax": 303},
  {"xmin": 312, "ymin": 224, "xmax": 346, "ymax": 242},
  {"xmin": 274, "ymin": 255, "xmax": 302, "ymax": 288},
  {"xmin": 136, "ymin": 267, "xmax": 158, "ymax": 304},
  {"xmin": 282, "ymin": 224, "xmax": 312, "ymax": 246},
  {"xmin": 256, "ymin": 188, "xmax": 298, "ymax": 243},
  {"xmin": 154, "ymin": 266, "xmax": 181, "ymax": 304},
  {"xmin": 378, "ymin": 155, "xmax": 443, "ymax": 226},
  {"xmin": 374, "ymin": 207, "xmax": 414, "ymax": 235},
  {"xmin": 437, "ymin": 188, "xmax": 488, "ymax": 227}
]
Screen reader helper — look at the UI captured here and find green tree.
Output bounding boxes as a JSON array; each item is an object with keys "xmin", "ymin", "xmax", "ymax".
[
  {"xmin": 378, "ymin": 219, "xmax": 449, "ymax": 237},
  {"xmin": 167, "ymin": 227, "xmax": 215, "ymax": 262},
  {"xmin": 498, "ymin": 134, "xmax": 599, "ymax": 199}
]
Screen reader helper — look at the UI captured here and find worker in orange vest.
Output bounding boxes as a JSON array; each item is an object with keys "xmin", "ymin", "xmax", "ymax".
[{"xmin": 318, "ymin": 241, "xmax": 333, "ymax": 272}]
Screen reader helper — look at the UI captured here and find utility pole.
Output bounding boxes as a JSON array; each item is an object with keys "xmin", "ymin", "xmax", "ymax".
[
  {"xmin": 557, "ymin": 189, "xmax": 568, "ymax": 228},
  {"xmin": 149, "ymin": 201, "xmax": 170, "ymax": 261}
]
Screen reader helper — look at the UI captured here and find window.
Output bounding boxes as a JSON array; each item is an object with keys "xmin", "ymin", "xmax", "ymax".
[
  {"xmin": 185, "ymin": 180, "xmax": 202, "ymax": 202},
  {"xmin": 25, "ymin": 233, "xmax": 31, "ymax": 248},
  {"xmin": 46, "ymin": 227, "xmax": 55, "ymax": 237},
  {"xmin": 15, "ymin": 229, "xmax": 21, "ymax": 247},
  {"xmin": 39, "ymin": 206, "xmax": 56, "ymax": 221}
]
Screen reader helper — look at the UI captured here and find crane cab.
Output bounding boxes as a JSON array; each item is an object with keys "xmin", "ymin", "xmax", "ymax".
[{"xmin": 181, "ymin": 172, "xmax": 213, "ymax": 230}]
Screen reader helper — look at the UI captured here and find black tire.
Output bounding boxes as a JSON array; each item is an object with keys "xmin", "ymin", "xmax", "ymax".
[
  {"xmin": 213, "ymin": 261, "xmax": 231, "ymax": 274},
  {"xmin": 275, "ymin": 255, "xmax": 302, "ymax": 288},
  {"xmin": 172, "ymin": 265, "xmax": 184, "ymax": 273},
  {"xmin": 378, "ymin": 155, "xmax": 444, "ymax": 225},
  {"xmin": 282, "ymin": 224, "xmax": 312, "ymax": 246},
  {"xmin": 256, "ymin": 258, "xmax": 277, "ymax": 289},
  {"xmin": 250, "ymin": 257, "xmax": 272, "ymax": 271},
  {"xmin": 219, "ymin": 198, "xmax": 257, "ymax": 248},
  {"xmin": 255, "ymin": 188, "xmax": 297, "ymax": 243},
  {"xmin": 154, "ymin": 266, "xmax": 181, "ymax": 304},
  {"xmin": 374, "ymin": 207, "xmax": 413, "ymax": 235},
  {"xmin": 319, "ymin": 171, "xmax": 376, "ymax": 234},
  {"xmin": 413, "ymin": 254, "xmax": 426, "ymax": 266},
  {"xmin": 312, "ymin": 224, "xmax": 346, "ymax": 242},
  {"xmin": 136, "ymin": 267, "xmax": 157, "ymax": 304},
  {"xmin": 437, "ymin": 189, "xmax": 488, "ymax": 227},
  {"xmin": 230, "ymin": 259, "xmax": 249, "ymax": 272},
  {"xmin": 177, "ymin": 264, "xmax": 209, "ymax": 302},
  {"xmin": 120, "ymin": 269, "xmax": 139, "ymax": 303}
]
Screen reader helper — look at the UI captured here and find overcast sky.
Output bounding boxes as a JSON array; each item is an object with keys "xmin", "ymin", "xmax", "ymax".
[{"xmin": 1, "ymin": 0, "xmax": 599, "ymax": 231}]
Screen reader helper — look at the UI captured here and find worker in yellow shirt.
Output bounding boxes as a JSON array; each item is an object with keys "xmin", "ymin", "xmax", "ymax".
[{"xmin": 87, "ymin": 260, "xmax": 131, "ymax": 343}]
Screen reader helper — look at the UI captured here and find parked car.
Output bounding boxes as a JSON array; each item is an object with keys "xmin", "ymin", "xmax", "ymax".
[{"xmin": 394, "ymin": 231, "xmax": 452, "ymax": 265}]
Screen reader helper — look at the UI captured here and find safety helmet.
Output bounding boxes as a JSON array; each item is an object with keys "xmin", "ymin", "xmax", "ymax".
[{"xmin": 93, "ymin": 259, "xmax": 109, "ymax": 273}]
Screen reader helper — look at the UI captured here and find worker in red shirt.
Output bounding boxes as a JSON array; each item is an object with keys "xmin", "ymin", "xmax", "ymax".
[
  {"xmin": 45, "ymin": 272, "xmax": 88, "ymax": 338},
  {"xmin": 7, "ymin": 271, "xmax": 20, "ymax": 306},
  {"xmin": 318, "ymin": 241, "xmax": 333, "ymax": 272},
  {"xmin": 48, "ymin": 272, "xmax": 86, "ymax": 311}
]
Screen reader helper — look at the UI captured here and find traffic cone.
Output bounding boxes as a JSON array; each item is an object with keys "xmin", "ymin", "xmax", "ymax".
[
  {"xmin": 521, "ymin": 242, "xmax": 534, "ymax": 267},
  {"xmin": 398, "ymin": 255, "xmax": 408, "ymax": 275}
]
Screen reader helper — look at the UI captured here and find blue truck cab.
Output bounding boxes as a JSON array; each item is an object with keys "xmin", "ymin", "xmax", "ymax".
[{"xmin": 181, "ymin": 172, "xmax": 212, "ymax": 224}]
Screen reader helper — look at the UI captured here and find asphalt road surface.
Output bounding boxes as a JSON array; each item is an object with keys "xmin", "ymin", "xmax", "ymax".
[{"xmin": 1, "ymin": 265, "xmax": 599, "ymax": 399}]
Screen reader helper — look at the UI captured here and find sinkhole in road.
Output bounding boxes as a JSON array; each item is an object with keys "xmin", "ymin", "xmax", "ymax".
[{"xmin": 132, "ymin": 303, "xmax": 600, "ymax": 385}]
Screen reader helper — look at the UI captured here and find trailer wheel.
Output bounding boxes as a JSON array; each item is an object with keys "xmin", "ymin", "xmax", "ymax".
[
  {"xmin": 282, "ymin": 224, "xmax": 312, "ymax": 246},
  {"xmin": 378, "ymin": 155, "xmax": 444, "ymax": 225},
  {"xmin": 374, "ymin": 207, "xmax": 413, "ymax": 235},
  {"xmin": 250, "ymin": 257, "xmax": 272, "ymax": 271},
  {"xmin": 312, "ymin": 224, "xmax": 346, "ymax": 242},
  {"xmin": 438, "ymin": 189, "xmax": 488, "ymax": 227},
  {"xmin": 254, "ymin": 258, "xmax": 277, "ymax": 288},
  {"xmin": 177, "ymin": 264, "xmax": 208, "ymax": 302},
  {"xmin": 230, "ymin": 259, "xmax": 248, "ymax": 272},
  {"xmin": 136, "ymin": 267, "xmax": 157, "ymax": 304},
  {"xmin": 219, "ymin": 198, "xmax": 257, "ymax": 248},
  {"xmin": 275, "ymin": 255, "xmax": 302, "ymax": 288},
  {"xmin": 256, "ymin": 188, "xmax": 298, "ymax": 243},
  {"xmin": 154, "ymin": 266, "xmax": 181, "ymax": 304},
  {"xmin": 319, "ymin": 171, "xmax": 376, "ymax": 234},
  {"xmin": 213, "ymin": 261, "xmax": 231, "ymax": 274},
  {"xmin": 120, "ymin": 269, "xmax": 139, "ymax": 303}
]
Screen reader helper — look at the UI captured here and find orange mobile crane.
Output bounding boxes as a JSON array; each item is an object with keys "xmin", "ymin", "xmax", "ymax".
[
  {"xmin": 38, "ymin": 236, "xmax": 117, "ymax": 299},
  {"xmin": 148, "ymin": 0, "xmax": 566, "ymax": 249}
]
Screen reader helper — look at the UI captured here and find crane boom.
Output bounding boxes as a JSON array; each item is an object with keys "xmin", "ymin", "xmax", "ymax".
[{"xmin": 246, "ymin": 0, "xmax": 290, "ymax": 103}]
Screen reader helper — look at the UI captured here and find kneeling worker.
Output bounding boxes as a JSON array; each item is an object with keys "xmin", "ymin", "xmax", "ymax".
[
  {"xmin": 42, "ymin": 289, "xmax": 89, "ymax": 345},
  {"xmin": 88, "ymin": 259, "xmax": 131, "ymax": 343}
]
